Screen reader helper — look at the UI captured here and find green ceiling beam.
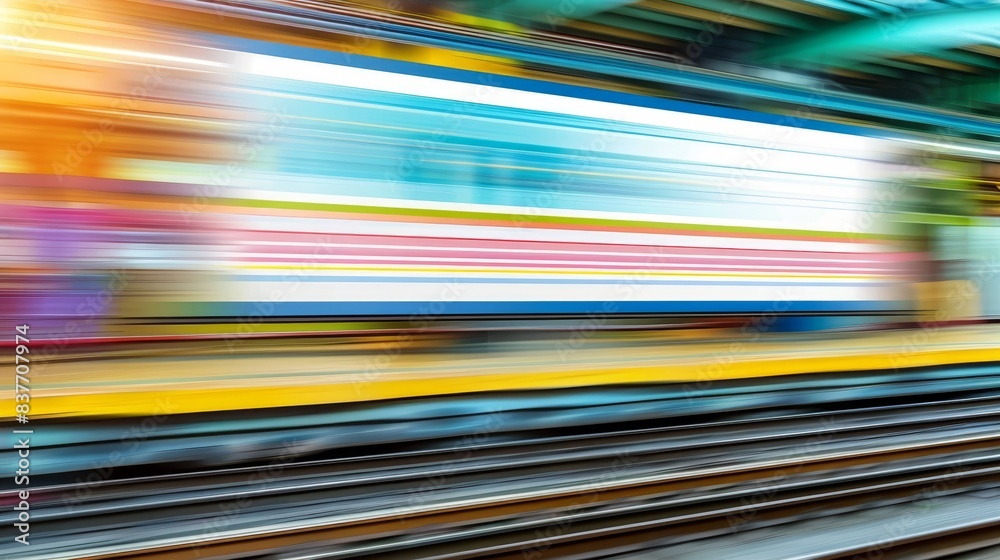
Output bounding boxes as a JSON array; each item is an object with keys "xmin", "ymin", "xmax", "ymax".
[
  {"xmin": 852, "ymin": 62, "xmax": 907, "ymax": 78},
  {"xmin": 583, "ymin": 12, "xmax": 695, "ymax": 40},
  {"xmin": 869, "ymin": 58, "xmax": 940, "ymax": 74},
  {"xmin": 613, "ymin": 6, "xmax": 705, "ymax": 30},
  {"xmin": 664, "ymin": 0, "xmax": 820, "ymax": 30},
  {"xmin": 760, "ymin": 5, "xmax": 1000, "ymax": 68},
  {"xmin": 910, "ymin": 48, "xmax": 1000, "ymax": 71},
  {"xmin": 798, "ymin": 0, "xmax": 881, "ymax": 18},
  {"xmin": 941, "ymin": 75, "xmax": 1000, "ymax": 107},
  {"xmin": 469, "ymin": 0, "xmax": 640, "ymax": 25}
]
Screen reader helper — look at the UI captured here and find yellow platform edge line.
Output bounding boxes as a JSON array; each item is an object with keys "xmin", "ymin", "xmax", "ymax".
[{"xmin": 7, "ymin": 348, "xmax": 1000, "ymax": 419}]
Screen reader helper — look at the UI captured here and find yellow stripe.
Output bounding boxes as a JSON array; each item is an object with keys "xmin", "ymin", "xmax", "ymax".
[{"xmin": 10, "ymin": 348, "xmax": 1000, "ymax": 419}]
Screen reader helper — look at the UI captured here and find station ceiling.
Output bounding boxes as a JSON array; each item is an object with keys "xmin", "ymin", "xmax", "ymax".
[{"xmin": 460, "ymin": 0, "xmax": 1000, "ymax": 112}]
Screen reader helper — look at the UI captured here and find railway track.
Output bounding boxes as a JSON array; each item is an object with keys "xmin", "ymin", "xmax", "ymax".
[
  {"xmin": 5, "ymin": 396, "xmax": 1000, "ymax": 560},
  {"xmin": 11, "ymin": 359, "xmax": 1000, "ymax": 482}
]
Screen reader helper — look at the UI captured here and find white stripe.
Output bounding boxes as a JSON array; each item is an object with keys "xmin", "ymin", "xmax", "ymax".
[
  {"xmin": 1, "ymin": 36, "xmax": 227, "ymax": 67},
  {"xmin": 238, "ymin": 53, "xmax": 888, "ymax": 156},
  {"xmin": 232, "ymin": 269, "xmax": 879, "ymax": 283}
]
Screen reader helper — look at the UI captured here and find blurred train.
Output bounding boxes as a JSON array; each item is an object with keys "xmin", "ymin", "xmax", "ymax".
[{"xmin": 2, "ymin": 0, "xmax": 998, "ymax": 339}]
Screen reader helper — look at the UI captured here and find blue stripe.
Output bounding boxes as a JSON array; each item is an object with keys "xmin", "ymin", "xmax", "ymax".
[
  {"xmin": 232, "ymin": 275, "xmax": 894, "ymax": 288},
  {"xmin": 211, "ymin": 35, "xmax": 887, "ymax": 138},
  {"xmin": 206, "ymin": 23, "xmax": 999, "ymax": 138},
  {"xmin": 196, "ymin": 300, "xmax": 902, "ymax": 317}
]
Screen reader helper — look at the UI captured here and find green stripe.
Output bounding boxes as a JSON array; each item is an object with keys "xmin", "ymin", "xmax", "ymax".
[
  {"xmin": 901, "ymin": 213, "xmax": 975, "ymax": 226},
  {"xmin": 224, "ymin": 198, "xmax": 896, "ymax": 241}
]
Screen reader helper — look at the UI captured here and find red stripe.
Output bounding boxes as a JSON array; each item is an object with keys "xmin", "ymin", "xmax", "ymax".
[{"xmin": 235, "ymin": 245, "xmax": 908, "ymax": 271}]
